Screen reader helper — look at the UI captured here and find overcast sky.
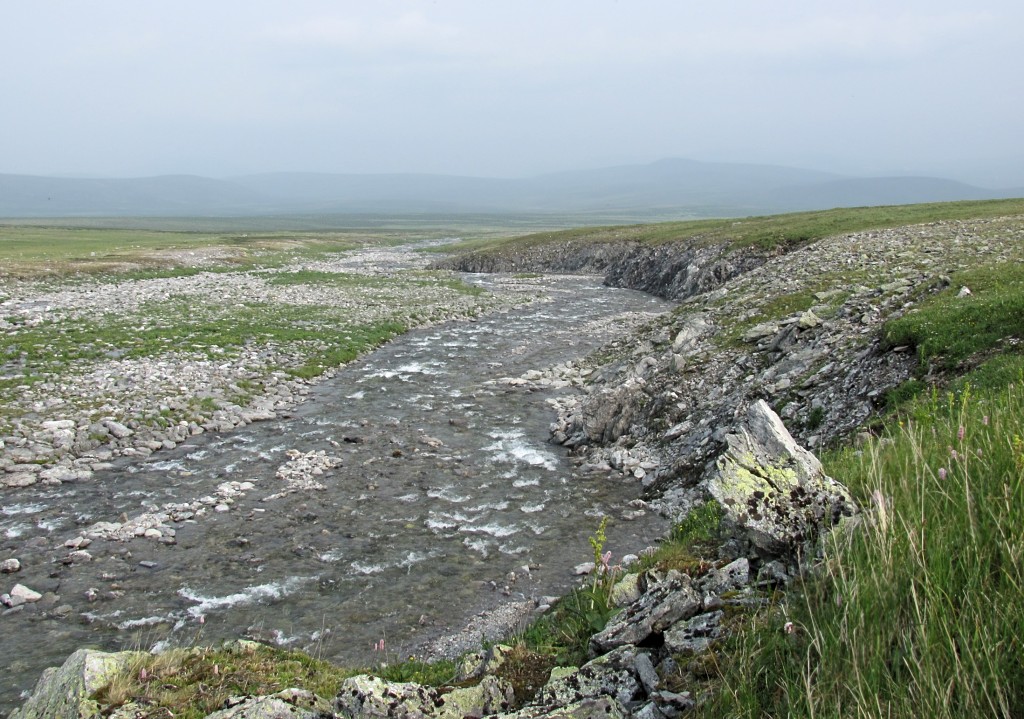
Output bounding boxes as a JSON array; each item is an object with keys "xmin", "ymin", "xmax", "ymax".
[{"xmin": 2, "ymin": 1, "xmax": 1022, "ymax": 184}]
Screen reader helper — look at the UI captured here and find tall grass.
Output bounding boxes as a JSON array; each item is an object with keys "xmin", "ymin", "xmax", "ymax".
[{"xmin": 700, "ymin": 381, "xmax": 1024, "ymax": 717}]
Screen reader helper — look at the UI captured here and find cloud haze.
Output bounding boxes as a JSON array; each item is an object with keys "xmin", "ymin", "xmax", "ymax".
[{"xmin": 2, "ymin": 1, "xmax": 1021, "ymax": 184}]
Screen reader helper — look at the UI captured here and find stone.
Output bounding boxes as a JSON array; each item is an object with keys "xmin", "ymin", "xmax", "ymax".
[
  {"xmin": 103, "ymin": 420, "xmax": 133, "ymax": 439},
  {"xmin": 9, "ymin": 584, "xmax": 43, "ymax": 605},
  {"xmin": 609, "ymin": 573, "xmax": 642, "ymax": 608},
  {"xmin": 797, "ymin": 310, "xmax": 821, "ymax": 329},
  {"xmin": 500, "ymin": 696, "xmax": 627, "ymax": 719},
  {"xmin": 743, "ymin": 322, "xmax": 778, "ymax": 343},
  {"xmin": 2, "ymin": 472, "xmax": 38, "ymax": 488},
  {"xmin": 534, "ymin": 645, "xmax": 641, "ymax": 707},
  {"xmin": 634, "ymin": 652, "xmax": 660, "ymax": 695},
  {"xmin": 590, "ymin": 571, "xmax": 703, "ymax": 654},
  {"xmin": 672, "ymin": 315, "xmax": 711, "ymax": 355},
  {"xmin": 9, "ymin": 648, "xmax": 142, "ymax": 719},
  {"xmin": 698, "ymin": 557, "xmax": 750, "ymax": 595},
  {"xmin": 705, "ymin": 400, "xmax": 857, "ymax": 556},
  {"xmin": 663, "ymin": 610, "xmax": 725, "ymax": 654},
  {"xmin": 1, "ymin": 558, "xmax": 21, "ymax": 573},
  {"xmin": 336, "ymin": 673, "xmax": 512, "ymax": 719},
  {"xmin": 203, "ymin": 689, "xmax": 330, "ymax": 718}
]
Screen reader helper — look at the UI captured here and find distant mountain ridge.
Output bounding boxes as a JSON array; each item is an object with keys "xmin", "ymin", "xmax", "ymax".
[{"xmin": 0, "ymin": 159, "xmax": 1016, "ymax": 218}]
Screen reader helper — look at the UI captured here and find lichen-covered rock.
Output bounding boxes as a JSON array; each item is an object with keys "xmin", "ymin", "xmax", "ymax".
[
  {"xmin": 697, "ymin": 557, "xmax": 749, "ymax": 596},
  {"xmin": 498, "ymin": 696, "xmax": 627, "ymax": 719},
  {"xmin": 335, "ymin": 674, "xmax": 512, "ymax": 719},
  {"xmin": 663, "ymin": 610, "xmax": 725, "ymax": 655},
  {"xmin": 202, "ymin": 693, "xmax": 325, "ymax": 718},
  {"xmin": 533, "ymin": 645, "xmax": 641, "ymax": 707},
  {"xmin": 609, "ymin": 573, "xmax": 642, "ymax": 608},
  {"xmin": 9, "ymin": 649, "xmax": 142, "ymax": 719},
  {"xmin": 589, "ymin": 571, "xmax": 702, "ymax": 654},
  {"xmin": 705, "ymin": 400, "xmax": 856, "ymax": 556}
]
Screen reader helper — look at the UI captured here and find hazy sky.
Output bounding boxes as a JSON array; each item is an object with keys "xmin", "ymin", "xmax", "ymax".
[{"xmin": 3, "ymin": 1, "xmax": 1022, "ymax": 184}]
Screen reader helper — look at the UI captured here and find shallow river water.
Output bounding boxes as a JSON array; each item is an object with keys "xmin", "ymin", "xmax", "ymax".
[{"xmin": 0, "ymin": 273, "xmax": 671, "ymax": 711}]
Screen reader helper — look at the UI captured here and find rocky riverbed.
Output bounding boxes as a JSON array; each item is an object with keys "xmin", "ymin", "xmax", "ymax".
[{"xmin": 0, "ymin": 242, "xmax": 674, "ymax": 712}]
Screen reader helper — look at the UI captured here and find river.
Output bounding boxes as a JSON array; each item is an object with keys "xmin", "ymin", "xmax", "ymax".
[{"xmin": 0, "ymin": 269, "xmax": 671, "ymax": 711}]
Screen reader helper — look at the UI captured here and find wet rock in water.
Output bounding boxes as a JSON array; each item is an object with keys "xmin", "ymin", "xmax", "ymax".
[
  {"xmin": 8, "ymin": 648, "xmax": 142, "ymax": 719},
  {"xmin": 1, "ymin": 558, "xmax": 21, "ymax": 574},
  {"xmin": 6, "ymin": 584, "xmax": 43, "ymax": 606},
  {"xmin": 705, "ymin": 400, "xmax": 857, "ymax": 557}
]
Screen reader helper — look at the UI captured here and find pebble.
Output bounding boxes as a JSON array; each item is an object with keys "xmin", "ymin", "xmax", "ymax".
[{"xmin": 0, "ymin": 558, "xmax": 20, "ymax": 574}]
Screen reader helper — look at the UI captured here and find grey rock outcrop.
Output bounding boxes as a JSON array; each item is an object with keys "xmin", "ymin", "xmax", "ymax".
[
  {"xmin": 705, "ymin": 400, "xmax": 857, "ymax": 556},
  {"xmin": 9, "ymin": 648, "xmax": 142, "ymax": 719}
]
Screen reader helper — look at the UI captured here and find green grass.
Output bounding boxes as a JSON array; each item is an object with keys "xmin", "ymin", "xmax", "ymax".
[
  {"xmin": 92, "ymin": 642, "xmax": 360, "ymax": 719},
  {"xmin": 435, "ymin": 198, "xmax": 1024, "ymax": 258},
  {"xmin": 698, "ymin": 380, "xmax": 1024, "ymax": 718},
  {"xmin": 883, "ymin": 263, "xmax": 1024, "ymax": 373},
  {"xmin": 0, "ymin": 226, "xmax": 394, "ymax": 278},
  {"xmin": 89, "ymin": 641, "xmax": 461, "ymax": 718}
]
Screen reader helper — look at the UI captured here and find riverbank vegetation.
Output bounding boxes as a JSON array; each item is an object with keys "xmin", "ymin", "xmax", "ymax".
[{"xmin": 692, "ymin": 263, "xmax": 1024, "ymax": 717}]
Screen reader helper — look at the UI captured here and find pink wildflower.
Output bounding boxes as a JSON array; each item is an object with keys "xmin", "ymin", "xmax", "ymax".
[
  {"xmin": 983, "ymin": 415, "xmax": 989, "ymax": 426},
  {"xmin": 950, "ymin": 449, "xmax": 958, "ymax": 460},
  {"xmin": 958, "ymin": 425, "xmax": 966, "ymax": 441},
  {"xmin": 938, "ymin": 467, "xmax": 947, "ymax": 480},
  {"xmin": 784, "ymin": 621, "xmax": 796, "ymax": 634}
]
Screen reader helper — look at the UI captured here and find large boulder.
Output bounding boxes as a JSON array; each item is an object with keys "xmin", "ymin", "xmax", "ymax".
[
  {"xmin": 705, "ymin": 400, "xmax": 856, "ymax": 556},
  {"xmin": 9, "ymin": 649, "xmax": 142, "ymax": 719}
]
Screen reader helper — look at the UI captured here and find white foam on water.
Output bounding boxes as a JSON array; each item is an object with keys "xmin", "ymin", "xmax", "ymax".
[
  {"xmin": 426, "ymin": 486, "xmax": 471, "ymax": 503},
  {"xmin": 318, "ymin": 549, "xmax": 344, "ymax": 562},
  {"xmin": 468, "ymin": 501, "xmax": 508, "ymax": 512},
  {"xmin": 269, "ymin": 629, "xmax": 300, "ymax": 646},
  {"xmin": 512, "ymin": 478, "xmax": 539, "ymax": 487},
  {"xmin": 425, "ymin": 517, "xmax": 458, "ymax": 532},
  {"xmin": 520, "ymin": 502, "xmax": 546, "ymax": 513},
  {"xmin": 118, "ymin": 615, "xmax": 172, "ymax": 630},
  {"xmin": 186, "ymin": 450, "xmax": 208, "ymax": 461},
  {"xmin": 2, "ymin": 503, "xmax": 46, "ymax": 516},
  {"xmin": 146, "ymin": 460, "xmax": 185, "ymax": 472},
  {"xmin": 460, "ymin": 522, "xmax": 520, "ymax": 538},
  {"xmin": 463, "ymin": 537, "xmax": 491, "ymax": 557},
  {"xmin": 37, "ymin": 517, "xmax": 64, "ymax": 532},
  {"xmin": 178, "ymin": 576, "xmax": 313, "ymax": 618},
  {"xmin": 499, "ymin": 544, "xmax": 529, "ymax": 555},
  {"xmin": 4, "ymin": 523, "xmax": 29, "ymax": 538},
  {"xmin": 347, "ymin": 391, "xmax": 365, "ymax": 400},
  {"xmin": 484, "ymin": 429, "xmax": 558, "ymax": 471},
  {"xmin": 350, "ymin": 550, "xmax": 436, "ymax": 575},
  {"xmin": 396, "ymin": 493, "xmax": 421, "ymax": 503}
]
